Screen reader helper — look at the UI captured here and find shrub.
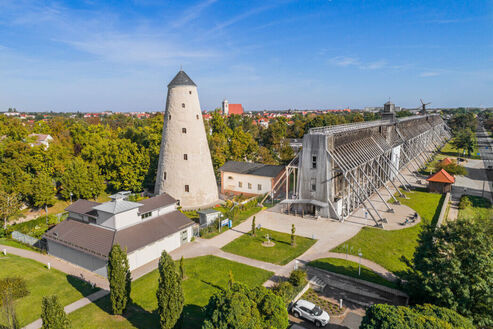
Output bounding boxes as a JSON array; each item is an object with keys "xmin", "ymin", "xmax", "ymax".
[
  {"xmin": 289, "ymin": 269, "xmax": 307, "ymax": 287},
  {"xmin": 458, "ymin": 196, "xmax": 472, "ymax": 210},
  {"xmin": 271, "ymin": 281, "xmax": 295, "ymax": 305}
]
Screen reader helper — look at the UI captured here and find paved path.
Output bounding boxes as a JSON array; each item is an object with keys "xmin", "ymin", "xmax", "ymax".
[{"xmin": 22, "ymin": 290, "xmax": 109, "ymax": 329}]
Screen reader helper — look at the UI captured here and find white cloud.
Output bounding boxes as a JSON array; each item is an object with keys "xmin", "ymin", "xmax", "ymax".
[
  {"xmin": 329, "ymin": 57, "xmax": 391, "ymax": 70},
  {"xmin": 329, "ymin": 56, "xmax": 361, "ymax": 67},
  {"xmin": 419, "ymin": 71, "xmax": 440, "ymax": 77},
  {"xmin": 170, "ymin": 0, "xmax": 218, "ymax": 29}
]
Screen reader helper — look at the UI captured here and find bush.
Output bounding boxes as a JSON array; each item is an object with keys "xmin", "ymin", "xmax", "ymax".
[
  {"xmin": 271, "ymin": 281, "xmax": 295, "ymax": 305},
  {"xmin": 288, "ymin": 269, "xmax": 307, "ymax": 287},
  {"xmin": 458, "ymin": 196, "xmax": 472, "ymax": 210}
]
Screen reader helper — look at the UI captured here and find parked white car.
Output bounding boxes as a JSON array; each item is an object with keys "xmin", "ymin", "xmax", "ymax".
[{"xmin": 291, "ymin": 299, "xmax": 330, "ymax": 327}]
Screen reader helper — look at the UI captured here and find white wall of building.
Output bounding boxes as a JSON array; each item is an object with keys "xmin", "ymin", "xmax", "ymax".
[
  {"xmin": 127, "ymin": 225, "xmax": 193, "ymax": 270},
  {"xmin": 222, "ymin": 172, "xmax": 273, "ymax": 195}
]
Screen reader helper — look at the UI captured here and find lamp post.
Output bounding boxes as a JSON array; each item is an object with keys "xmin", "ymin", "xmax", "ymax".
[
  {"xmin": 70, "ymin": 192, "xmax": 73, "ymax": 204},
  {"xmin": 358, "ymin": 250, "xmax": 363, "ymax": 276}
]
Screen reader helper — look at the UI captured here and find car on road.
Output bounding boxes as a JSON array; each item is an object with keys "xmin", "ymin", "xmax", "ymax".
[{"xmin": 291, "ymin": 299, "xmax": 330, "ymax": 327}]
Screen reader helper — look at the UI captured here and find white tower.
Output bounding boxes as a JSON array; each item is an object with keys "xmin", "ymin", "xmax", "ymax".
[
  {"xmin": 154, "ymin": 70, "xmax": 219, "ymax": 209},
  {"xmin": 222, "ymin": 99, "xmax": 229, "ymax": 116}
]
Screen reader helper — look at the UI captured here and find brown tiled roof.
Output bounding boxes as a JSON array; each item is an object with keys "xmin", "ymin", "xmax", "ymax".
[
  {"xmin": 44, "ymin": 219, "xmax": 115, "ymax": 260},
  {"xmin": 138, "ymin": 193, "xmax": 177, "ymax": 214},
  {"xmin": 115, "ymin": 211, "xmax": 194, "ymax": 253},
  {"xmin": 427, "ymin": 169, "xmax": 455, "ymax": 184},
  {"xmin": 65, "ymin": 199, "xmax": 101, "ymax": 217}
]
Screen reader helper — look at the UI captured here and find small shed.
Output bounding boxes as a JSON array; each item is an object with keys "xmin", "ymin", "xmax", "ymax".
[
  {"xmin": 197, "ymin": 209, "xmax": 222, "ymax": 227},
  {"xmin": 426, "ymin": 169, "xmax": 455, "ymax": 193},
  {"xmin": 440, "ymin": 157, "xmax": 454, "ymax": 166}
]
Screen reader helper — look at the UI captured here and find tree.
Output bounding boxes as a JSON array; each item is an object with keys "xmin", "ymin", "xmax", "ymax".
[
  {"xmin": 59, "ymin": 157, "xmax": 105, "ymax": 201},
  {"xmin": 405, "ymin": 218, "xmax": 493, "ymax": 327},
  {"xmin": 0, "ymin": 191, "xmax": 23, "ymax": 229},
  {"xmin": 0, "ymin": 277, "xmax": 29, "ymax": 329},
  {"xmin": 179, "ymin": 256, "xmax": 185, "ymax": 280},
  {"xmin": 434, "ymin": 162, "xmax": 467, "ymax": 176},
  {"xmin": 31, "ymin": 172, "xmax": 56, "ymax": 209},
  {"xmin": 202, "ymin": 283, "xmax": 288, "ymax": 329},
  {"xmin": 251, "ymin": 216, "xmax": 256, "ymax": 236},
  {"xmin": 291, "ymin": 224, "xmax": 296, "ymax": 246},
  {"xmin": 360, "ymin": 304, "xmax": 474, "ymax": 329},
  {"xmin": 156, "ymin": 251, "xmax": 184, "ymax": 329},
  {"xmin": 108, "ymin": 244, "xmax": 131, "ymax": 315},
  {"xmin": 41, "ymin": 295, "xmax": 71, "ymax": 329},
  {"xmin": 451, "ymin": 128, "xmax": 475, "ymax": 157}
]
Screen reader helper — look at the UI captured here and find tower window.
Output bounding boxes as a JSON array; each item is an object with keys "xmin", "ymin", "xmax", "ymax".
[
  {"xmin": 310, "ymin": 178, "xmax": 316, "ymax": 192},
  {"xmin": 312, "ymin": 155, "xmax": 317, "ymax": 169},
  {"xmin": 169, "ymin": 114, "xmax": 171, "ymax": 120},
  {"xmin": 189, "ymin": 91, "xmax": 192, "ymax": 95},
  {"xmin": 182, "ymin": 103, "xmax": 185, "ymax": 108},
  {"xmin": 196, "ymin": 114, "xmax": 199, "ymax": 120},
  {"xmin": 184, "ymin": 154, "xmax": 188, "ymax": 160},
  {"xmin": 185, "ymin": 185, "xmax": 189, "ymax": 192},
  {"xmin": 163, "ymin": 172, "xmax": 166, "ymax": 180},
  {"xmin": 182, "ymin": 128, "xmax": 187, "ymax": 133}
]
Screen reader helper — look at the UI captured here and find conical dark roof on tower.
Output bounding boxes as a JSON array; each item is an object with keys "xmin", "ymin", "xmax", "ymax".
[{"xmin": 168, "ymin": 70, "xmax": 196, "ymax": 88}]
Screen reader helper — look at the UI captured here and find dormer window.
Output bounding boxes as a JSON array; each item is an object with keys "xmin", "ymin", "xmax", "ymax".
[{"xmin": 141, "ymin": 211, "xmax": 152, "ymax": 219}]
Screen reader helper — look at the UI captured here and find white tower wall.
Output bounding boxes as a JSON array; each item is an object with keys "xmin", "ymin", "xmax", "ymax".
[
  {"xmin": 222, "ymin": 99, "xmax": 229, "ymax": 116},
  {"xmin": 155, "ymin": 71, "xmax": 219, "ymax": 209}
]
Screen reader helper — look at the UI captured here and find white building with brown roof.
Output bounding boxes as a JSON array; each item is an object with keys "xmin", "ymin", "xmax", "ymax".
[{"xmin": 44, "ymin": 192, "xmax": 196, "ymax": 277}]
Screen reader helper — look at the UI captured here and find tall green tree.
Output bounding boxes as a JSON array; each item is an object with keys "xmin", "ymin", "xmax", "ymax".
[
  {"xmin": 108, "ymin": 244, "xmax": 131, "ymax": 315},
  {"xmin": 156, "ymin": 251, "xmax": 184, "ymax": 329},
  {"xmin": 41, "ymin": 295, "xmax": 71, "ymax": 329},
  {"xmin": 59, "ymin": 157, "xmax": 105, "ymax": 200},
  {"xmin": 0, "ymin": 191, "xmax": 23, "ymax": 229},
  {"xmin": 451, "ymin": 128, "xmax": 475, "ymax": 156},
  {"xmin": 0, "ymin": 277, "xmax": 29, "ymax": 329},
  {"xmin": 405, "ymin": 217, "xmax": 493, "ymax": 327},
  {"xmin": 31, "ymin": 172, "xmax": 56, "ymax": 209}
]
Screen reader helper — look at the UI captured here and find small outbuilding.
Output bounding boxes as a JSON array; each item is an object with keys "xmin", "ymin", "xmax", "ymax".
[
  {"xmin": 426, "ymin": 169, "xmax": 455, "ymax": 193},
  {"xmin": 197, "ymin": 209, "xmax": 222, "ymax": 227},
  {"xmin": 440, "ymin": 157, "xmax": 454, "ymax": 166}
]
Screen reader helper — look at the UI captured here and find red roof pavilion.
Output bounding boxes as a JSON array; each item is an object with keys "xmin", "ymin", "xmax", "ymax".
[
  {"xmin": 426, "ymin": 169, "xmax": 455, "ymax": 184},
  {"xmin": 440, "ymin": 158, "xmax": 454, "ymax": 166}
]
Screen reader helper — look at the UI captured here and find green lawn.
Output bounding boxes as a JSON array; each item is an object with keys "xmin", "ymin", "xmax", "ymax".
[
  {"xmin": 69, "ymin": 256, "xmax": 273, "ymax": 329},
  {"xmin": 221, "ymin": 228, "xmax": 317, "ymax": 265},
  {"xmin": 332, "ymin": 189, "xmax": 444, "ymax": 275},
  {"xmin": 458, "ymin": 195, "xmax": 493, "ymax": 221},
  {"xmin": 308, "ymin": 257, "xmax": 399, "ymax": 290},
  {"xmin": 199, "ymin": 206, "xmax": 264, "ymax": 239},
  {"xmin": 0, "ymin": 254, "xmax": 98, "ymax": 327},
  {"xmin": 440, "ymin": 140, "xmax": 481, "ymax": 159},
  {"xmin": 0, "ymin": 237, "xmax": 44, "ymax": 252}
]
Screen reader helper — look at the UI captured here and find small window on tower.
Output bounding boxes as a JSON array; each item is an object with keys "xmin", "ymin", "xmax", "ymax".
[
  {"xmin": 196, "ymin": 114, "xmax": 199, "ymax": 120},
  {"xmin": 310, "ymin": 178, "xmax": 316, "ymax": 192},
  {"xmin": 182, "ymin": 103, "xmax": 185, "ymax": 108},
  {"xmin": 182, "ymin": 128, "xmax": 187, "ymax": 133},
  {"xmin": 312, "ymin": 155, "xmax": 317, "ymax": 169},
  {"xmin": 184, "ymin": 154, "xmax": 188, "ymax": 160},
  {"xmin": 164, "ymin": 172, "xmax": 166, "ymax": 180},
  {"xmin": 185, "ymin": 185, "xmax": 189, "ymax": 192},
  {"xmin": 169, "ymin": 114, "xmax": 171, "ymax": 120},
  {"xmin": 189, "ymin": 91, "xmax": 192, "ymax": 95}
]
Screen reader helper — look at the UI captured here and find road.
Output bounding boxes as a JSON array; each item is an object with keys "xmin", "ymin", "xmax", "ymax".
[{"xmin": 477, "ymin": 124, "xmax": 493, "ymax": 201}]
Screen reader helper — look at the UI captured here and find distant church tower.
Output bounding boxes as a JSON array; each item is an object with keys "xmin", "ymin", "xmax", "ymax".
[
  {"xmin": 222, "ymin": 99, "xmax": 229, "ymax": 116},
  {"xmin": 154, "ymin": 70, "xmax": 219, "ymax": 209}
]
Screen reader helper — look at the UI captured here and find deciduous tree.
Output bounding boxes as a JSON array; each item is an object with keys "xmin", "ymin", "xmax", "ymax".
[
  {"xmin": 0, "ymin": 277, "xmax": 29, "ymax": 329},
  {"xmin": 0, "ymin": 191, "xmax": 23, "ymax": 229}
]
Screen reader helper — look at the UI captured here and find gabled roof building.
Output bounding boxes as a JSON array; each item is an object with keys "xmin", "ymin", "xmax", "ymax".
[{"xmin": 44, "ymin": 192, "xmax": 196, "ymax": 277}]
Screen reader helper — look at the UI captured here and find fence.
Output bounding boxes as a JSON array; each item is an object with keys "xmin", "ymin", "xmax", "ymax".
[{"xmin": 12, "ymin": 230, "xmax": 39, "ymax": 246}]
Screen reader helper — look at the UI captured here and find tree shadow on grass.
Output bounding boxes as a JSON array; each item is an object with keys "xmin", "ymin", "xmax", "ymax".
[
  {"xmin": 181, "ymin": 304, "xmax": 205, "ymax": 329},
  {"xmin": 66, "ymin": 274, "xmax": 100, "ymax": 297}
]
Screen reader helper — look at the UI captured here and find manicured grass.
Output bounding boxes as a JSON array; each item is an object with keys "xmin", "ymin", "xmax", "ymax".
[
  {"xmin": 308, "ymin": 258, "xmax": 399, "ymax": 289},
  {"xmin": 440, "ymin": 141, "xmax": 481, "ymax": 159},
  {"xmin": 221, "ymin": 228, "xmax": 316, "ymax": 265},
  {"xmin": 458, "ymin": 195, "xmax": 493, "ymax": 221},
  {"xmin": 69, "ymin": 256, "xmax": 273, "ymax": 329},
  {"xmin": 0, "ymin": 237, "xmax": 44, "ymax": 252},
  {"xmin": 332, "ymin": 189, "xmax": 444, "ymax": 275},
  {"xmin": 0, "ymin": 254, "xmax": 98, "ymax": 327}
]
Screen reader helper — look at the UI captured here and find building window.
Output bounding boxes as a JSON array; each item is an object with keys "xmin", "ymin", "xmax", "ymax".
[
  {"xmin": 184, "ymin": 154, "xmax": 188, "ymax": 160},
  {"xmin": 228, "ymin": 176, "xmax": 233, "ymax": 180},
  {"xmin": 310, "ymin": 178, "xmax": 316, "ymax": 192},
  {"xmin": 189, "ymin": 91, "xmax": 192, "ymax": 95},
  {"xmin": 248, "ymin": 183, "xmax": 252, "ymax": 189},
  {"xmin": 169, "ymin": 114, "xmax": 171, "ymax": 120},
  {"xmin": 196, "ymin": 114, "xmax": 199, "ymax": 120},
  {"xmin": 141, "ymin": 211, "xmax": 152, "ymax": 219},
  {"xmin": 182, "ymin": 103, "xmax": 185, "ymax": 108},
  {"xmin": 312, "ymin": 155, "xmax": 317, "ymax": 169},
  {"xmin": 185, "ymin": 185, "xmax": 189, "ymax": 192},
  {"xmin": 258, "ymin": 184, "xmax": 262, "ymax": 191},
  {"xmin": 164, "ymin": 172, "xmax": 166, "ymax": 180},
  {"xmin": 238, "ymin": 182, "xmax": 242, "ymax": 188},
  {"xmin": 182, "ymin": 127, "xmax": 187, "ymax": 133}
]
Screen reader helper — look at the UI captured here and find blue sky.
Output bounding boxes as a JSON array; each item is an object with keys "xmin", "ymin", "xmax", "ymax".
[{"xmin": 0, "ymin": 0, "xmax": 492, "ymax": 112}]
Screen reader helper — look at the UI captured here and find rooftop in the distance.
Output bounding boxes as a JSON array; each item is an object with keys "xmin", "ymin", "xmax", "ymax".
[{"xmin": 220, "ymin": 161, "xmax": 284, "ymax": 178}]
